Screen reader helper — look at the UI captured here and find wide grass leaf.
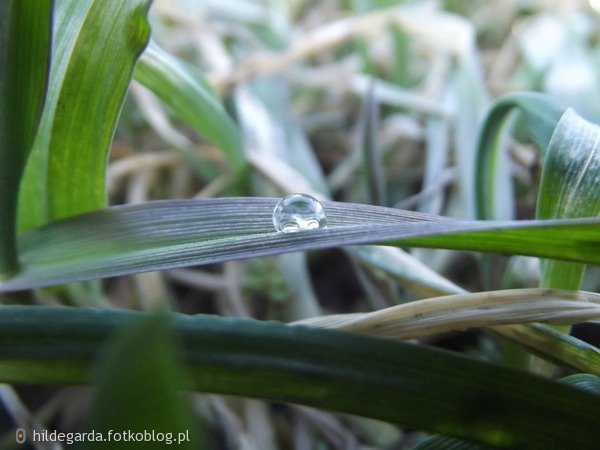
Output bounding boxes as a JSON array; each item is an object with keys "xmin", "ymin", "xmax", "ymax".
[
  {"xmin": 1, "ymin": 198, "xmax": 599, "ymax": 291},
  {"xmin": 0, "ymin": 306, "xmax": 599, "ymax": 448},
  {"xmin": 17, "ymin": 0, "xmax": 152, "ymax": 232},
  {"xmin": 0, "ymin": 0, "xmax": 52, "ymax": 276}
]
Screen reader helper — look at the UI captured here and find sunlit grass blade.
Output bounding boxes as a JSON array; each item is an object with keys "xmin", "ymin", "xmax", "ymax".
[
  {"xmin": 0, "ymin": 0, "xmax": 52, "ymax": 276},
  {"xmin": 296, "ymin": 288, "xmax": 600, "ymax": 341},
  {"xmin": 134, "ymin": 41, "xmax": 246, "ymax": 176},
  {"xmin": 17, "ymin": 0, "xmax": 152, "ymax": 232},
  {"xmin": 1, "ymin": 198, "xmax": 599, "ymax": 292},
  {"xmin": 1, "ymin": 306, "xmax": 599, "ymax": 448}
]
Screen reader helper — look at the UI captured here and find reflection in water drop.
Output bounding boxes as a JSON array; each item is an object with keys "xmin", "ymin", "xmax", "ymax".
[{"xmin": 273, "ymin": 194, "xmax": 327, "ymax": 233}]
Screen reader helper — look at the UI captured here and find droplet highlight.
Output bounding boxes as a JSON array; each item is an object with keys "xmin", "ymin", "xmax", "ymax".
[{"xmin": 273, "ymin": 194, "xmax": 327, "ymax": 233}]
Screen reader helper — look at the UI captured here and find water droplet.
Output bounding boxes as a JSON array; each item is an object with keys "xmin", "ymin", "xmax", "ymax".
[{"xmin": 273, "ymin": 194, "xmax": 327, "ymax": 233}]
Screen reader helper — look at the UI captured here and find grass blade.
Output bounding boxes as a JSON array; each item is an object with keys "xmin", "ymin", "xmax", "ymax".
[
  {"xmin": 83, "ymin": 313, "xmax": 197, "ymax": 449},
  {"xmin": 1, "ymin": 306, "xmax": 599, "ymax": 448},
  {"xmin": 350, "ymin": 245, "xmax": 466, "ymax": 297},
  {"xmin": 17, "ymin": 0, "xmax": 152, "ymax": 231},
  {"xmin": 491, "ymin": 323, "xmax": 600, "ymax": 375},
  {"xmin": 1, "ymin": 198, "xmax": 599, "ymax": 291},
  {"xmin": 475, "ymin": 92, "xmax": 565, "ymax": 220},
  {"xmin": 0, "ymin": 0, "xmax": 52, "ymax": 275},
  {"xmin": 358, "ymin": 81, "xmax": 386, "ymax": 205},
  {"xmin": 134, "ymin": 41, "xmax": 246, "ymax": 177},
  {"xmin": 296, "ymin": 288, "xmax": 600, "ymax": 341},
  {"xmin": 537, "ymin": 109, "xmax": 600, "ymax": 289}
]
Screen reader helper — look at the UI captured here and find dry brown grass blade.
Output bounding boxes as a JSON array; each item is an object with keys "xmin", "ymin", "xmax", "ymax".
[{"xmin": 294, "ymin": 289, "xmax": 600, "ymax": 340}]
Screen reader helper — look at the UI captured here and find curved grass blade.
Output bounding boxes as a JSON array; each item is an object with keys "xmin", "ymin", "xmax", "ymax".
[
  {"xmin": 475, "ymin": 92, "xmax": 565, "ymax": 220},
  {"xmin": 1, "ymin": 306, "xmax": 599, "ymax": 448},
  {"xmin": 0, "ymin": 0, "xmax": 52, "ymax": 276},
  {"xmin": 17, "ymin": 0, "xmax": 153, "ymax": 231},
  {"xmin": 295, "ymin": 288, "xmax": 600, "ymax": 341},
  {"xmin": 475, "ymin": 94, "xmax": 600, "ymax": 291},
  {"xmin": 1, "ymin": 198, "xmax": 599, "ymax": 292},
  {"xmin": 134, "ymin": 41, "xmax": 246, "ymax": 176}
]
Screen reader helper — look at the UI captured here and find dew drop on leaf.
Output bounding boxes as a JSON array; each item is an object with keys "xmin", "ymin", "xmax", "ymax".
[{"xmin": 273, "ymin": 194, "xmax": 327, "ymax": 233}]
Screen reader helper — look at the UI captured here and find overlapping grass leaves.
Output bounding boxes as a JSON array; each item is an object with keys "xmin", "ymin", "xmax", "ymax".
[
  {"xmin": 17, "ymin": 0, "xmax": 152, "ymax": 232},
  {"xmin": 475, "ymin": 93, "xmax": 600, "ymax": 290},
  {"xmin": 1, "ymin": 198, "xmax": 598, "ymax": 291},
  {"xmin": 1, "ymin": 306, "xmax": 599, "ymax": 448},
  {"xmin": 0, "ymin": 0, "xmax": 52, "ymax": 276}
]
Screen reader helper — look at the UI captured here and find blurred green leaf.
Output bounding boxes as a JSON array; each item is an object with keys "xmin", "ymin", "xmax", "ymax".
[
  {"xmin": 17, "ymin": 0, "xmax": 152, "ymax": 232},
  {"xmin": 134, "ymin": 41, "xmax": 246, "ymax": 177},
  {"xmin": 1, "ymin": 198, "xmax": 599, "ymax": 292},
  {"xmin": 1, "ymin": 306, "xmax": 599, "ymax": 448},
  {"xmin": 0, "ymin": 0, "xmax": 52, "ymax": 275},
  {"xmin": 82, "ymin": 313, "xmax": 198, "ymax": 450}
]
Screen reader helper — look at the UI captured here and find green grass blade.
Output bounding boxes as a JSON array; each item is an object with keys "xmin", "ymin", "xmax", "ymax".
[
  {"xmin": 83, "ymin": 313, "xmax": 198, "ymax": 449},
  {"xmin": 475, "ymin": 92, "xmax": 565, "ymax": 220},
  {"xmin": 17, "ymin": 0, "xmax": 152, "ymax": 231},
  {"xmin": 0, "ymin": 0, "xmax": 52, "ymax": 276},
  {"xmin": 492, "ymin": 323, "xmax": 600, "ymax": 375},
  {"xmin": 411, "ymin": 374, "xmax": 600, "ymax": 449},
  {"xmin": 1, "ymin": 198, "xmax": 599, "ymax": 291},
  {"xmin": 537, "ymin": 109, "xmax": 600, "ymax": 289},
  {"xmin": 1, "ymin": 306, "xmax": 599, "ymax": 448},
  {"xmin": 134, "ymin": 41, "xmax": 246, "ymax": 176}
]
